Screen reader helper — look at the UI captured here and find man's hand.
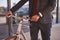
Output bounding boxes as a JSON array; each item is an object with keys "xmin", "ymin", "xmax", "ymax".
[
  {"xmin": 5, "ymin": 10, "xmax": 12, "ymax": 17},
  {"xmin": 31, "ymin": 15, "xmax": 40, "ymax": 22}
]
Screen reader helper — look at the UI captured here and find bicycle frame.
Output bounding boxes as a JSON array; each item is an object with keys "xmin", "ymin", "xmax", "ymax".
[{"xmin": 5, "ymin": 15, "xmax": 28, "ymax": 40}]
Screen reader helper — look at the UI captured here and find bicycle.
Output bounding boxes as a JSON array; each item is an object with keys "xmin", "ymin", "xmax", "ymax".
[{"xmin": 5, "ymin": 15, "xmax": 29, "ymax": 40}]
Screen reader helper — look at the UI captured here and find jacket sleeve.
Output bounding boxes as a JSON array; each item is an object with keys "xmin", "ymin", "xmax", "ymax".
[
  {"xmin": 41, "ymin": 0, "xmax": 56, "ymax": 14},
  {"xmin": 10, "ymin": 0, "xmax": 28, "ymax": 13}
]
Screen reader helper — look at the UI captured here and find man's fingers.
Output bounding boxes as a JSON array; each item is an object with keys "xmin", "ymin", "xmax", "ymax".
[
  {"xmin": 5, "ymin": 10, "xmax": 12, "ymax": 16},
  {"xmin": 5, "ymin": 13, "xmax": 11, "ymax": 16},
  {"xmin": 31, "ymin": 15, "xmax": 40, "ymax": 22}
]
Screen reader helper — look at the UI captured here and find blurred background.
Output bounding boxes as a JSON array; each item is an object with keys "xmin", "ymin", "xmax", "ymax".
[{"xmin": 0, "ymin": 0, "xmax": 29, "ymax": 17}]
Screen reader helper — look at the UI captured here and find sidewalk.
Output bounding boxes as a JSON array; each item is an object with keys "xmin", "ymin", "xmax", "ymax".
[
  {"xmin": 51, "ymin": 24, "xmax": 60, "ymax": 40},
  {"xmin": 0, "ymin": 16, "xmax": 60, "ymax": 40}
]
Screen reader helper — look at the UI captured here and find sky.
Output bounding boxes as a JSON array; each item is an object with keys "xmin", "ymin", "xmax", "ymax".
[{"xmin": 0, "ymin": 0, "xmax": 60, "ymax": 7}]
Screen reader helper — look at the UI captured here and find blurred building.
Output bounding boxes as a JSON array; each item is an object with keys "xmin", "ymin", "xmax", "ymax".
[{"xmin": 0, "ymin": 7, "xmax": 7, "ymax": 15}]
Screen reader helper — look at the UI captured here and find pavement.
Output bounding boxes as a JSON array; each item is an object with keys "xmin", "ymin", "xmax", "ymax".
[{"xmin": 0, "ymin": 16, "xmax": 60, "ymax": 40}]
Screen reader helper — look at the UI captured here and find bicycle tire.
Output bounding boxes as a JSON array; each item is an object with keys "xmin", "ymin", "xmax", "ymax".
[
  {"xmin": 5, "ymin": 35, "xmax": 17, "ymax": 40},
  {"xmin": 5, "ymin": 33, "xmax": 26, "ymax": 40}
]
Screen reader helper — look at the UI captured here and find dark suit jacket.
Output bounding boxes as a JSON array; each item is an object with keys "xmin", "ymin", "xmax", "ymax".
[{"xmin": 10, "ymin": 0, "xmax": 56, "ymax": 24}]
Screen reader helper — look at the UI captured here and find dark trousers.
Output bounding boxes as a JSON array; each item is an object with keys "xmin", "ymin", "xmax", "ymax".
[{"xmin": 30, "ymin": 22, "xmax": 52, "ymax": 40}]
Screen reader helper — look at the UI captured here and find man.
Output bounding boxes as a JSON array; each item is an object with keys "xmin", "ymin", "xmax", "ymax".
[{"xmin": 5, "ymin": 0, "xmax": 56, "ymax": 40}]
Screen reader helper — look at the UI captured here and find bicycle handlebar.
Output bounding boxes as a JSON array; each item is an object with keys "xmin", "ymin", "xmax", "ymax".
[{"xmin": 7, "ymin": 15, "xmax": 30, "ymax": 21}]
